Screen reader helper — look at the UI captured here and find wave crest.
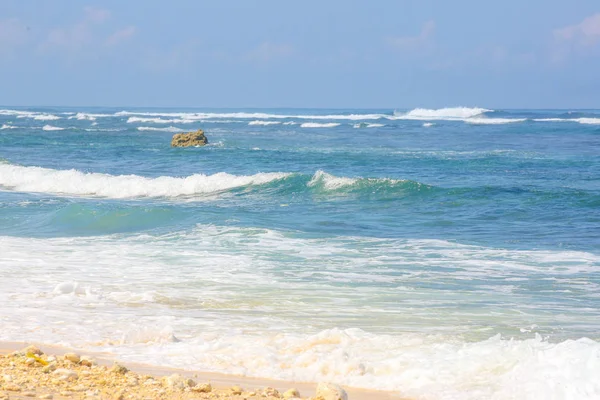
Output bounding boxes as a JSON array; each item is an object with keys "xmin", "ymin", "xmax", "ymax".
[
  {"xmin": 0, "ymin": 164, "xmax": 291, "ymax": 198},
  {"xmin": 395, "ymin": 107, "xmax": 492, "ymax": 120}
]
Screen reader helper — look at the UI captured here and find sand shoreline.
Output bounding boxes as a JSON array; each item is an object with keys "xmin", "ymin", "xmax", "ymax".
[{"xmin": 0, "ymin": 341, "xmax": 407, "ymax": 400}]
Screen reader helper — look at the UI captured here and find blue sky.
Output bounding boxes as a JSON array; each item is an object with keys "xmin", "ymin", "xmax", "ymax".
[{"xmin": 1, "ymin": 0, "xmax": 599, "ymax": 108}]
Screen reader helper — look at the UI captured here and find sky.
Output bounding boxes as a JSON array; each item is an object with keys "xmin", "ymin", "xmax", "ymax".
[{"xmin": 1, "ymin": 0, "xmax": 600, "ymax": 109}]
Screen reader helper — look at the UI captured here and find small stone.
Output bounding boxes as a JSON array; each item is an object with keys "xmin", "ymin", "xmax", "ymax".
[
  {"xmin": 23, "ymin": 345, "xmax": 43, "ymax": 356},
  {"xmin": 39, "ymin": 394, "xmax": 53, "ymax": 399},
  {"xmin": 59, "ymin": 391, "xmax": 72, "ymax": 396},
  {"xmin": 4, "ymin": 382, "xmax": 21, "ymax": 391},
  {"xmin": 22, "ymin": 391, "xmax": 36, "ymax": 397},
  {"xmin": 113, "ymin": 390, "xmax": 125, "ymax": 400},
  {"xmin": 42, "ymin": 363, "xmax": 57, "ymax": 373},
  {"xmin": 63, "ymin": 353, "xmax": 80, "ymax": 364},
  {"xmin": 3, "ymin": 374, "xmax": 13, "ymax": 382},
  {"xmin": 191, "ymin": 382, "xmax": 212, "ymax": 393},
  {"xmin": 79, "ymin": 356, "xmax": 95, "ymax": 367},
  {"xmin": 25, "ymin": 357, "xmax": 36, "ymax": 365},
  {"xmin": 230, "ymin": 385, "xmax": 243, "ymax": 395},
  {"xmin": 72, "ymin": 384, "xmax": 87, "ymax": 392},
  {"xmin": 283, "ymin": 388, "xmax": 300, "ymax": 399},
  {"xmin": 110, "ymin": 363, "xmax": 128, "ymax": 375},
  {"xmin": 263, "ymin": 386, "xmax": 281, "ymax": 397},
  {"xmin": 127, "ymin": 377, "xmax": 139, "ymax": 387},
  {"xmin": 163, "ymin": 374, "xmax": 195, "ymax": 390},
  {"xmin": 53, "ymin": 368, "xmax": 78, "ymax": 380},
  {"xmin": 46, "ymin": 356, "xmax": 56, "ymax": 363},
  {"xmin": 315, "ymin": 382, "xmax": 348, "ymax": 400}
]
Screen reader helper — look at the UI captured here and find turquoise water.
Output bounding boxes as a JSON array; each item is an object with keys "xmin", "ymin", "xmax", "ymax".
[{"xmin": 1, "ymin": 107, "xmax": 599, "ymax": 399}]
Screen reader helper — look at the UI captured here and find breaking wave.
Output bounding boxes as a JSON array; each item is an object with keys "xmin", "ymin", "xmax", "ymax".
[
  {"xmin": 301, "ymin": 122, "xmax": 341, "ymax": 128},
  {"xmin": 465, "ymin": 118, "xmax": 527, "ymax": 125},
  {"xmin": 248, "ymin": 120, "xmax": 281, "ymax": 126},
  {"xmin": 394, "ymin": 107, "xmax": 491, "ymax": 120},
  {"xmin": 0, "ymin": 164, "xmax": 292, "ymax": 199},
  {"xmin": 42, "ymin": 125, "xmax": 64, "ymax": 131},
  {"xmin": 137, "ymin": 126, "xmax": 185, "ymax": 133}
]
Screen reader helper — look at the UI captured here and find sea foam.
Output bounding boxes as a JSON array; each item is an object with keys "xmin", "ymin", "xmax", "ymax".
[
  {"xmin": 300, "ymin": 122, "xmax": 341, "ymax": 128},
  {"xmin": 0, "ymin": 164, "xmax": 291, "ymax": 198},
  {"xmin": 395, "ymin": 107, "xmax": 491, "ymax": 120},
  {"xmin": 42, "ymin": 125, "xmax": 65, "ymax": 131}
]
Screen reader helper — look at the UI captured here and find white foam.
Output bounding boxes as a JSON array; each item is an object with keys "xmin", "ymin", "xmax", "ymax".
[
  {"xmin": 395, "ymin": 107, "xmax": 491, "ymax": 120},
  {"xmin": 68, "ymin": 112, "xmax": 111, "ymax": 121},
  {"xmin": 117, "ymin": 110, "xmax": 388, "ymax": 121},
  {"xmin": 32, "ymin": 114, "xmax": 62, "ymax": 121},
  {"xmin": 532, "ymin": 117, "xmax": 600, "ymax": 125},
  {"xmin": 137, "ymin": 126, "xmax": 185, "ymax": 133},
  {"xmin": 248, "ymin": 120, "xmax": 281, "ymax": 126},
  {"xmin": 465, "ymin": 118, "xmax": 526, "ymax": 125},
  {"xmin": 300, "ymin": 122, "xmax": 341, "ymax": 128},
  {"xmin": 42, "ymin": 125, "xmax": 64, "ymax": 131},
  {"xmin": 577, "ymin": 118, "xmax": 600, "ymax": 125},
  {"xmin": 353, "ymin": 123, "xmax": 385, "ymax": 128},
  {"xmin": 308, "ymin": 170, "xmax": 357, "ymax": 189},
  {"xmin": 126, "ymin": 116, "xmax": 196, "ymax": 124},
  {"xmin": 0, "ymin": 164, "xmax": 291, "ymax": 198},
  {"xmin": 423, "ymin": 122, "xmax": 434, "ymax": 127},
  {"xmin": 1, "ymin": 124, "xmax": 17, "ymax": 130},
  {"xmin": 0, "ymin": 230, "xmax": 599, "ymax": 400}
]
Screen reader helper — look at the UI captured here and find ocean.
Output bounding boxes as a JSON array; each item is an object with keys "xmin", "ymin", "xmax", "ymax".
[{"xmin": 0, "ymin": 106, "xmax": 599, "ymax": 399}]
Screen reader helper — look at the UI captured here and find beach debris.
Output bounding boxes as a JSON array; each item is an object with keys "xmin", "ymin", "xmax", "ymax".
[
  {"xmin": 42, "ymin": 363, "xmax": 57, "ymax": 373},
  {"xmin": 263, "ymin": 386, "xmax": 281, "ymax": 397},
  {"xmin": 80, "ymin": 355, "xmax": 95, "ymax": 367},
  {"xmin": 163, "ymin": 373, "xmax": 195, "ymax": 390},
  {"xmin": 39, "ymin": 394, "xmax": 53, "ymax": 399},
  {"xmin": 23, "ymin": 345, "xmax": 43, "ymax": 356},
  {"xmin": 315, "ymin": 382, "xmax": 348, "ymax": 400},
  {"xmin": 284, "ymin": 388, "xmax": 301, "ymax": 398},
  {"xmin": 171, "ymin": 129, "xmax": 208, "ymax": 147},
  {"xmin": 110, "ymin": 362, "xmax": 128, "ymax": 375},
  {"xmin": 230, "ymin": 384, "xmax": 243, "ymax": 395},
  {"xmin": 191, "ymin": 382, "xmax": 212, "ymax": 393},
  {"xmin": 53, "ymin": 368, "xmax": 78, "ymax": 381},
  {"xmin": 3, "ymin": 382, "xmax": 21, "ymax": 391},
  {"xmin": 63, "ymin": 352, "xmax": 80, "ymax": 364}
]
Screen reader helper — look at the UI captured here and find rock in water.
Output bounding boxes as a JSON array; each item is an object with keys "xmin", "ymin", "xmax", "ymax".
[
  {"xmin": 315, "ymin": 382, "xmax": 348, "ymax": 400},
  {"xmin": 171, "ymin": 129, "xmax": 208, "ymax": 147}
]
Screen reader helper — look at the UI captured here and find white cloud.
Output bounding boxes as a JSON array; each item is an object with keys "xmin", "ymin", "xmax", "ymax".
[
  {"xmin": 387, "ymin": 20, "xmax": 435, "ymax": 52},
  {"xmin": 105, "ymin": 26, "xmax": 136, "ymax": 46},
  {"xmin": 554, "ymin": 13, "xmax": 600, "ymax": 47},
  {"xmin": 245, "ymin": 42, "xmax": 294, "ymax": 63},
  {"xmin": 39, "ymin": 7, "xmax": 111, "ymax": 53}
]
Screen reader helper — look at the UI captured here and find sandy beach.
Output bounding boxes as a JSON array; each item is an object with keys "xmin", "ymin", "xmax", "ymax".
[{"xmin": 0, "ymin": 342, "xmax": 406, "ymax": 400}]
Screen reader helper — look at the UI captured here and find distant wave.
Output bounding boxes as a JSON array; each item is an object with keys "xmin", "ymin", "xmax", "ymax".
[
  {"xmin": 137, "ymin": 126, "xmax": 185, "ymax": 133},
  {"xmin": 118, "ymin": 110, "xmax": 389, "ymax": 121},
  {"xmin": 248, "ymin": 120, "xmax": 281, "ymax": 126},
  {"xmin": 68, "ymin": 112, "xmax": 112, "ymax": 121},
  {"xmin": 31, "ymin": 114, "xmax": 62, "ymax": 121},
  {"xmin": 307, "ymin": 170, "xmax": 431, "ymax": 196},
  {"xmin": 127, "ymin": 117, "xmax": 196, "ymax": 124},
  {"xmin": 394, "ymin": 107, "xmax": 491, "ymax": 120},
  {"xmin": 465, "ymin": 118, "xmax": 526, "ymax": 125},
  {"xmin": 42, "ymin": 125, "xmax": 64, "ymax": 131},
  {"xmin": 533, "ymin": 117, "xmax": 600, "ymax": 125},
  {"xmin": 1, "ymin": 124, "xmax": 18, "ymax": 130},
  {"xmin": 353, "ymin": 122, "xmax": 385, "ymax": 128},
  {"xmin": 300, "ymin": 122, "xmax": 341, "ymax": 128},
  {"xmin": 0, "ymin": 164, "xmax": 291, "ymax": 198},
  {"xmin": 577, "ymin": 118, "xmax": 600, "ymax": 125},
  {"xmin": 423, "ymin": 122, "xmax": 434, "ymax": 127}
]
